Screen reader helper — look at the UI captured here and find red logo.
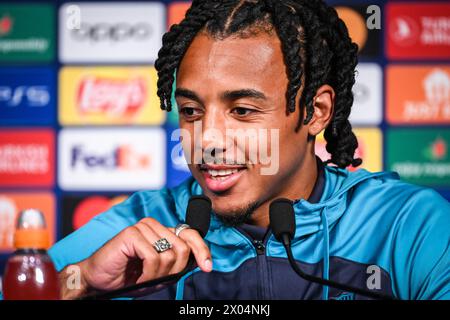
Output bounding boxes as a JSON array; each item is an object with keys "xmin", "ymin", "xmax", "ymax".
[
  {"xmin": 387, "ymin": 3, "xmax": 450, "ymax": 59},
  {"xmin": 432, "ymin": 138, "xmax": 447, "ymax": 160},
  {"xmin": 390, "ymin": 16, "xmax": 420, "ymax": 46},
  {"xmin": 0, "ymin": 130, "xmax": 54, "ymax": 187},
  {"xmin": 72, "ymin": 195, "xmax": 128, "ymax": 230},
  {"xmin": 0, "ymin": 14, "xmax": 13, "ymax": 36},
  {"xmin": 76, "ymin": 76, "xmax": 147, "ymax": 116},
  {"xmin": 425, "ymin": 137, "xmax": 448, "ymax": 161}
]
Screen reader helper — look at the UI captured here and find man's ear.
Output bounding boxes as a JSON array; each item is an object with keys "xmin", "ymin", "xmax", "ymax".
[{"xmin": 306, "ymin": 84, "xmax": 335, "ymax": 136}]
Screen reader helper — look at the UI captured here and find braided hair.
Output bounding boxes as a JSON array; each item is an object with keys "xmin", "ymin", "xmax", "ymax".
[{"xmin": 155, "ymin": 0, "xmax": 362, "ymax": 168}]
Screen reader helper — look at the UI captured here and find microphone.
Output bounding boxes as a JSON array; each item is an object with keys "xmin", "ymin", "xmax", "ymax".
[
  {"xmin": 80, "ymin": 195, "xmax": 212, "ymax": 300},
  {"xmin": 269, "ymin": 198, "xmax": 394, "ymax": 300},
  {"xmin": 186, "ymin": 195, "xmax": 211, "ymax": 238}
]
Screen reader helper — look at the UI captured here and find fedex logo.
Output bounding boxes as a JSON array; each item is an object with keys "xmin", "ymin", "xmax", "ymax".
[
  {"xmin": 58, "ymin": 128, "xmax": 165, "ymax": 191},
  {"xmin": 70, "ymin": 145, "xmax": 150, "ymax": 170}
]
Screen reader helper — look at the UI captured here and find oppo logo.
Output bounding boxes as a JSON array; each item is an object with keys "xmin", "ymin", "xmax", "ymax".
[{"xmin": 71, "ymin": 22, "xmax": 152, "ymax": 42}]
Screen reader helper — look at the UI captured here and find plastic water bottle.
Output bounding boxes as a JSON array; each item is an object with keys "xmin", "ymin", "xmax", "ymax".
[{"xmin": 2, "ymin": 209, "xmax": 59, "ymax": 300}]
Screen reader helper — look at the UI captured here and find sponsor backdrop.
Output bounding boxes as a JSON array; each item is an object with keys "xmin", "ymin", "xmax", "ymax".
[{"xmin": 0, "ymin": 0, "xmax": 449, "ymax": 275}]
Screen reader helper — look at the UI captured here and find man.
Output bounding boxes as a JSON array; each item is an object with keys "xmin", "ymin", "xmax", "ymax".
[{"xmin": 50, "ymin": 0, "xmax": 450, "ymax": 300}]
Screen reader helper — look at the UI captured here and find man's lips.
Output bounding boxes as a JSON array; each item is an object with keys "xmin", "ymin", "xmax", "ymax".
[{"xmin": 199, "ymin": 164, "xmax": 247, "ymax": 193}]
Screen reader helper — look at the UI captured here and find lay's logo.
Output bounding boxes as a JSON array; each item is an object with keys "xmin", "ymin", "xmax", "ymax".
[
  {"xmin": 59, "ymin": 66, "xmax": 165, "ymax": 126},
  {"xmin": 77, "ymin": 76, "xmax": 146, "ymax": 117}
]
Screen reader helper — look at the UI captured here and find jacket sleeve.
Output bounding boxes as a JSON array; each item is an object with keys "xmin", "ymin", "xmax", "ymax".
[
  {"xmin": 48, "ymin": 189, "xmax": 180, "ymax": 272},
  {"xmin": 391, "ymin": 188, "xmax": 450, "ymax": 300}
]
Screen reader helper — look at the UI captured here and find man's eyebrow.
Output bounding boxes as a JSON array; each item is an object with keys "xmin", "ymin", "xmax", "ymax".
[
  {"xmin": 174, "ymin": 88, "xmax": 203, "ymax": 104},
  {"xmin": 174, "ymin": 88, "xmax": 267, "ymax": 104},
  {"xmin": 221, "ymin": 89, "xmax": 267, "ymax": 101}
]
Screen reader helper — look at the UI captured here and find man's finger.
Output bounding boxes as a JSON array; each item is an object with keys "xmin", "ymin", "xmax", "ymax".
[
  {"xmin": 177, "ymin": 228, "xmax": 212, "ymax": 272},
  {"xmin": 135, "ymin": 221, "xmax": 177, "ymax": 278},
  {"xmin": 140, "ymin": 219, "xmax": 191, "ymax": 275},
  {"xmin": 122, "ymin": 226, "xmax": 160, "ymax": 283}
]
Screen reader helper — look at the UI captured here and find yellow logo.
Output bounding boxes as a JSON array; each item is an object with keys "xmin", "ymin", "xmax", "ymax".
[
  {"xmin": 59, "ymin": 66, "xmax": 165, "ymax": 125},
  {"xmin": 316, "ymin": 128, "xmax": 382, "ymax": 172}
]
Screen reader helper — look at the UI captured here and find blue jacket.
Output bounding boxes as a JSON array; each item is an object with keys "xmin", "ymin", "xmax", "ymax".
[{"xmin": 49, "ymin": 167, "xmax": 450, "ymax": 300}]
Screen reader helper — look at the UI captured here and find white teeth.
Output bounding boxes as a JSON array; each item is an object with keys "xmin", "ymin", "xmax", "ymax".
[{"xmin": 207, "ymin": 168, "xmax": 239, "ymax": 177}]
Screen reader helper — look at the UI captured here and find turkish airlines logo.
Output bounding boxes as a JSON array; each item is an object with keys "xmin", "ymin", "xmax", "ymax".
[
  {"xmin": 390, "ymin": 16, "xmax": 420, "ymax": 46},
  {"xmin": 77, "ymin": 76, "xmax": 146, "ymax": 116},
  {"xmin": 387, "ymin": 3, "xmax": 450, "ymax": 59}
]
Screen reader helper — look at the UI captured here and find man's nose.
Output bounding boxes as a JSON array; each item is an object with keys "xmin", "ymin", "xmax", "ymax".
[{"xmin": 201, "ymin": 108, "xmax": 228, "ymax": 162}]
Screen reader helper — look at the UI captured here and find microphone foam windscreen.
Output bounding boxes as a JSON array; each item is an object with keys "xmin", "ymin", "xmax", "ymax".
[
  {"xmin": 185, "ymin": 195, "xmax": 212, "ymax": 238},
  {"xmin": 269, "ymin": 198, "xmax": 296, "ymax": 242}
]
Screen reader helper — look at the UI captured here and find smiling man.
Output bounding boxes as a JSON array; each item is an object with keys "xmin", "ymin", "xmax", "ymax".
[{"xmin": 50, "ymin": 0, "xmax": 449, "ymax": 300}]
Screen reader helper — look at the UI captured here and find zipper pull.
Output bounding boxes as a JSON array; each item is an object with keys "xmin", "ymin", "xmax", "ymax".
[{"xmin": 253, "ymin": 240, "xmax": 265, "ymax": 255}]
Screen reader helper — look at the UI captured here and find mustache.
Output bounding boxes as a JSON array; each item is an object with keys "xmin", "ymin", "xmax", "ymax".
[{"xmin": 196, "ymin": 150, "xmax": 248, "ymax": 165}]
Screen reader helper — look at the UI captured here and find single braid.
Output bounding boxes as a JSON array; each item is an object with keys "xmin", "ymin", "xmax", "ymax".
[{"xmin": 265, "ymin": 0, "xmax": 304, "ymax": 114}]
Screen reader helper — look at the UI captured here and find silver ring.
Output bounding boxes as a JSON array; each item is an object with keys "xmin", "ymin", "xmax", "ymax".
[
  {"xmin": 175, "ymin": 223, "xmax": 191, "ymax": 237},
  {"xmin": 153, "ymin": 238, "xmax": 172, "ymax": 253}
]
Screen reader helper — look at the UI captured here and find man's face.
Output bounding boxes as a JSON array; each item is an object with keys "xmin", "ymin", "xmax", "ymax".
[{"xmin": 176, "ymin": 31, "xmax": 315, "ymax": 222}]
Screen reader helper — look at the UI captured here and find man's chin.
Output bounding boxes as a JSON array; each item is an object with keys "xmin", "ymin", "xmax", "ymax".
[{"xmin": 211, "ymin": 200, "xmax": 260, "ymax": 227}]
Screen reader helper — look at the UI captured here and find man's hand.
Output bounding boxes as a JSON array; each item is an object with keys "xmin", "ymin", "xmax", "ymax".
[{"xmin": 59, "ymin": 217, "xmax": 212, "ymax": 300}]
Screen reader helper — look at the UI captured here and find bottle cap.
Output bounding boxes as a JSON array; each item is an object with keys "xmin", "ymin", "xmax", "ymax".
[{"xmin": 14, "ymin": 209, "xmax": 50, "ymax": 249}]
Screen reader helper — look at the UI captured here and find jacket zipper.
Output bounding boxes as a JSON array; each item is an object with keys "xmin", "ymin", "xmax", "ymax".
[
  {"xmin": 235, "ymin": 228, "xmax": 273, "ymax": 300},
  {"xmin": 254, "ymin": 239, "xmax": 269, "ymax": 300},
  {"xmin": 253, "ymin": 240, "xmax": 266, "ymax": 255}
]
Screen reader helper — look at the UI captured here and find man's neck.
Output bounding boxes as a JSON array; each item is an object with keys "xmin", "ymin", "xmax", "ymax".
[{"xmin": 248, "ymin": 153, "xmax": 319, "ymax": 228}]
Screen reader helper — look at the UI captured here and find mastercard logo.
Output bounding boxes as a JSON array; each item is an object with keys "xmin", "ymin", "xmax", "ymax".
[
  {"xmin": 72, "ymin": 195, "xmax": 128, "ymax": 230},
  {"xmin": 335, "ymin": 6, "xmax": 368, "ymax": 52},
  {"xmin": 167, "ymin": 2, "xmax": 192, "ymax": 28}
]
